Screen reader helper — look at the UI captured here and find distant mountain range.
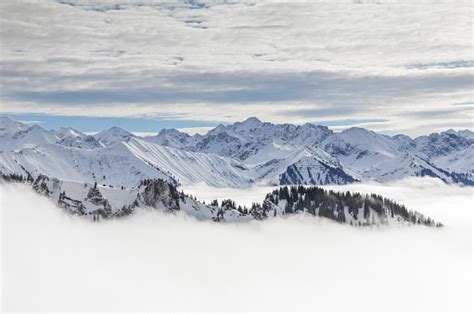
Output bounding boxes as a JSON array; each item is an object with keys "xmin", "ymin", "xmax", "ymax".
[{"xmin": 1, "ymin": 116, "xmax": 472, "ymax": 188}]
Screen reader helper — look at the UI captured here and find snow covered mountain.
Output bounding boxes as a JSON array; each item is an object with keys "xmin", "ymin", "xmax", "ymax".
[
  {"xmin": 411, "ymin": 130, "xmax": 474, "ymax": 179},
  {"xmin": 0, "ymin": 135, "xmax": 253, "ymax": 189},
  {"xmin": 145, "ymin": 128, "xmax": 200, "ymax": 149},
  {"xmin": 0, "ymin": 116, "xmax": 472, "ymax": 187},
  {"xmin": 23, "ymin": 174, "xmax": 238, "ymax": 222},
  {"xmin": 0, "ymin": 117, "xmax": 58, "ymax": 151},
  {"xmin": 55, "ymin": 127, "xmax": 103, "ymax": 149},
  {"xmin": 0, "ymin": 140, "xmax": 175, "ymax": 188},
  {"xmin": 121, "ymin": 137, "xmax": 252, "ymax": 187},
  {"xmin": 1, "ymin": 173, "xmax": 442, "ymax": 227},
  {"xmin": 189, "ymin": 117, "xmax": 333, "ymax": 161},
  {"xmin": 94, "ymin": 126, "xmax": 136, "ymax": 146},
  {"xmin": 319, "ymin": 127, "xmax": 472, "ymax": 184},
  {"xmin": 0, "ymin": 115, "xmax": 462, "ymax": 227},
  {"xmin": 147, "ymin": 117, "xmax": 473, "ymax": 186}
]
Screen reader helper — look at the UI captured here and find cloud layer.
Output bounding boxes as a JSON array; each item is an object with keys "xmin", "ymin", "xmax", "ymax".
[
  {"xmin": 0, "ymin": 0, "xmax": 472, "ymax": 135},
  {"xmin": 1, "ymin": 178, "xmax": 472, "ymax": 311}
]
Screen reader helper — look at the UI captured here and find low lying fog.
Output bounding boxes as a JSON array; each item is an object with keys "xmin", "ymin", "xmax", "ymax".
[{"xmin": 1, "ymin": 178, "xmax": 472, "ymax": 312}]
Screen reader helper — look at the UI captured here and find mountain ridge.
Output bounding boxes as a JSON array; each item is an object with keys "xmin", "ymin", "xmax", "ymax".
[
  {"xmin": 1, "ymin": 173, "xmax": 443, "ymax": 227},
  {"xmin": 0, "ymin": 116, "xmax": 472, "ymax": 187}
]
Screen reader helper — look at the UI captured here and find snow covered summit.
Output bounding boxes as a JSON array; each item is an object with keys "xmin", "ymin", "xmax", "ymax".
[
  {"xmin": 0, "ymin": 116, "xmax": 472, "ymax": 187},
  {"xmin": 94, "ymin": 126, "xmax": 136, "ymax": 146}
]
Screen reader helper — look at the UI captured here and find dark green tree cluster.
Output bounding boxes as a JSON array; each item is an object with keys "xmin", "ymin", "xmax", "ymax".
[
  {"xmin": 32, "ymin": 174, "xmax": 51, "ymax": 196},
  {"xmin": 1, "ymin": 170, "xmax": 34, "ymax": 183},
  {"xmin": 220, "ymin": 199, "xmax": 237, "ymax": 210},
  {"xmin": 85, "ymin": 182, "xmax": 112, "ymax": 216},
  {"xmin": 263, "ymin": 185, "xmax": 441, "ymax": 226},
  {"xmin": 1, "ymin": 173, "xmax": 28, "ymax": 182},
  {"xmin": 250, "ymin": 202, "xmax": 266, "ymax": 220}
]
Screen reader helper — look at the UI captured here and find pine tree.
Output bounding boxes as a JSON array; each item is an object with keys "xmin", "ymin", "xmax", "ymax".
[{"xmin": 363, "ymin": 198, "xmax": 370, "ymax": 220}]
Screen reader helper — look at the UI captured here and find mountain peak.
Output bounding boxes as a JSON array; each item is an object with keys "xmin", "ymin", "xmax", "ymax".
[
  {"xmin": 343, "ymin": 126, "xmax": 370, "ymax": 133},
  {"xmin": 143, "ymin": 128, "xmax": 193, "ymax": 149},
  {"xmin": 95, "ymin": 126, "xmax": 135, "ymax": 146},
  {"xmin": 158, "ymin": 128, "xmax": 188, "ymax": 137},
  {"xmin": 441, "ymin": 129, "xmax": 474, "ymax": 139},
  {"xmin": 0, "ymin": 116, "xmax": 15, "ymax": 123},
  {"xmin": 55, "ymin": 127, "xmax": 84, "ymax": 139},
  {"xmin": 98, "ymin": 126, "xmax": 134, "ymax": 137},
  {"xmin": 338, "ymin": 127, "xmax": 374, "ymax": 140},
  {"xmin": 236, "ymin": 116, "xmax": 262, "ymax": 127},
  {"xmin": 242, "ymin": 116, "xmax": 262, "ymax": 124},
  {"xmin": 106, "ymin": 126, "xmax": 129, "ymax": 133},
  {"xmin": 0, "ymin": 116, "xmax": 30, "ymax": 135},
  {"xmin": 300, "ymin": 122, "xmax": 331, "ymax": 132}
]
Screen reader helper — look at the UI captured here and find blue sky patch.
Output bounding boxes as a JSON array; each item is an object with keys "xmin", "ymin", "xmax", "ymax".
[{"xmin": 2, "ymin": 113, "xmax": 219, "ymax": 133}]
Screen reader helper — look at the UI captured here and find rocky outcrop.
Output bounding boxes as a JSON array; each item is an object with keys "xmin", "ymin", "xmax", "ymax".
[{"xmin": 136, "ymin": 179, "xmax": 180, "ymax": 211}]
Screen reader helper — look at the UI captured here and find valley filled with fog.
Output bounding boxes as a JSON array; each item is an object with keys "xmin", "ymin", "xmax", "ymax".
[{"xmin": 1, "ymin": 178, "xmax": 471, "ymax": 312}]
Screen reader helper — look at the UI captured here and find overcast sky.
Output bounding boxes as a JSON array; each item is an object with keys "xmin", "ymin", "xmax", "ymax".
[{"xmin": 0, "ymin": 0, "xmax": 472, "ymax": 136}]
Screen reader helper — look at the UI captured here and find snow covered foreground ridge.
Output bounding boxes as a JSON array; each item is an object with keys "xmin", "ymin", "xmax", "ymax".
[
  {"xmin": 1, "ymin": 173, "xmax": 442, "ymax": 227},
  {"xmin": 0, "ymin": 116, "xmax": 473, "ymax": 188}
]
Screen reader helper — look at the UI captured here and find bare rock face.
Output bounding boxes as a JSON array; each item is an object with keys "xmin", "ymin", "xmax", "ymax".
[{"xmin": 137, "ymin": 179, "xmax": 180, "ymax": 211}]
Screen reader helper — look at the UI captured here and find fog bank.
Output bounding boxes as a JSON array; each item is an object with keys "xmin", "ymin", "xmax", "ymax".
[{"xmin": 1, "ymin": 179, "xmax": 472, "ymax": 312}]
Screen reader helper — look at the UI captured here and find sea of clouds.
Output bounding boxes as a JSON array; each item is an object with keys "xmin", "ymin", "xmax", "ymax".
[{"xmin": 1, "ymin": 178, "xmax": 472, "ymax": 311}]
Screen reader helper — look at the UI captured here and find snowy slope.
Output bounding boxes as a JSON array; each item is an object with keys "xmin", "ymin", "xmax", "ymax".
[
  {"xmin": 6, "ymin": 173, "xmax": 442, "ymax": 228},
  {"xmin": 0, "ymin": 142, "xmax": 173, "ymax": 188},
  {"xmin": 21, "ymin": 175, "xmax": 250, "ymax": 222},
  {"xmin": 430, "ymin": 145, "xmax": 474, "ymax": 174},
  {"xmin": 94, "ymin": 126, "xmax": 136, "ymax": 146},
  {"xmin": 1, "ymin": 117, "xmax": 472, "ymax": 187},
  {"xmin": 413, "ymin": 129, "xmax": 474, "ymax": 158},
  {"xmin": 321, "ymin": 127, "xmax": 407, "ymax": 179},
  {"xmin": 0, "ymin": 116, "xmax": 30, "ymax": 136},
  {"xmin": 186, "ymin": 117, "xmax": 333, "ymax": 161},
  {"xmin": 0, "ymin": 117, "xmax": 58, "ymax": 151},
  {"xmin": 55, "ymin": 127, "xmax": 104, "ymax": 149},
  {"xmin": 0, "ymin": 136, "xmax": 254, "ymax": 188},
  {"xmin": 320, "ymin": 127, "xmax": 473, "ymax": 184},
  {"xmin": 144, "ymin": 128, "xmax": 200, "ymax": 149},
  {"xmin": 123, "ymin": 138, "xmax": 253, "ymax": 187},
  {"xmin": 147, "ymin": 118, "xmax": 473, "ymax": 185},
  {"xmin": 251, "ymin": 145, "xmax": 355, "ymax": 185},
  {"xmin": 2, "ymin": 174, "xmax": 441, "ymax": 227},
  {"xmin": 412, "ymin": 130, "xmax": 474, "ymax": 174}
]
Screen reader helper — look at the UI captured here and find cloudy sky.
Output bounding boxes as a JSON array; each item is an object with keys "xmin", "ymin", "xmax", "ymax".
[{"xmin": 0, "ymin": 0, "xmax": 472, "ymax": 136}]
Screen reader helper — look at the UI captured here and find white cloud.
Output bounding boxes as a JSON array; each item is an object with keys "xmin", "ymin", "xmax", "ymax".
[
  {"xmin": 0, "ymin": 0, "xmax": 472, "ymax": 135},
  {"xmin": 1, "ymin": 178, "xmax": 472, "ymax": 311}
]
